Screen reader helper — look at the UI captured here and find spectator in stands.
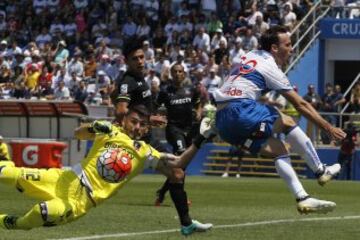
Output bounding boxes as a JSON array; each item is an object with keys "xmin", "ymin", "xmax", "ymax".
[
  {"xmin": 68, "ymin": 51, "xmax": 84, "ymax": 77},
  {"xmin": 193, "ymin": 27, "xmax": 211, "ymax": 53},
  {"xmin": 338, "ymin": 123, "xmax": 358, "ymax": 180},
  {"xmin": 74, "ymin": 0, "xmax": 89, "ymax": 10},
  {"xmin": 54, "ymin": 80, "xmax": 71, "ymax": 100},
  {"xmin": 24, "ymin": 63, "xmax": 40, "ymax": 93},
  {"xmin": 136, "ymin": 17, "xmax": 151, "ymax": 38},
  {"xmin": 303, "ymin": 84, "xmax": 322, "ymax": 142},
  {"xmin": 229, "ymin": 38, "xmax": 246, "ymax": 64},
  {"xmin": 201, "ymin": 67, "xmax": 221, "ymax": 98},
  {"xmin": 201, "ymin": 0, "xmax": 217, "ymax": 17},
  {"xmin": 143, "ymin": 40, "xmax": 155, "ymax": 67},
  {"xmin": 350, "ymin": 82, "xmax": 360, "ymax": 113},
  {"xmin": 246, "ymin": 2, "xmax": 264, "ymax": 26},
  {"xmin": 154, "ymin": 51, "xmax": 170, "ymax": 77},
  {"xmin": 207, "ymin": 13, "xmax": 223, "ymax": 36},
  {"xmin": 35, "ymin": 27, "xmax": 52, "ymax": 50},
  {"xmin": 253, "ymin": 15, "xmax": 270, "ymax": 39},
  {"xmin": 282, "ymin": 3, "xmax": 297, "ymax": 30},
  {"xmin": 331, "ymin": 0, "xmax": 345, "ymax": 18},
  {"xmin": 39, "ymin": 77, "xmax": 55, "ymax": 100},
  {"xmin": 84, "ymin": 54, "xmax": 97, "ymax": 78},
  {"xmin": 321, "ymin": 84, "xmax": 337, "ymax": 126},
  {"xmin": 213, "ymin": 40, "xmax": 229, "ymax": 65},
  {"xmin": 73, "ymin": 80, "xmax": 88, "ymax": 103},
  {"xmin": 122, "ymin": 16, "xmax": 137, "ymax": 40},
  {"xmin": 211, "ymin": 28, "xmax": 227, "ymax": 50},
  {"xmin": 242, "ymin": 26, "xmax": 259, "ymax": 51},
  {"xmin": 333, "ymin": 85, "xmax": 346, "ymax": 113},
  {"xmin": 96, "ymin": 54, "xmax": 112, "ymax": 77},
  {"xmin": 95, "ymin": 40, "xmax": 113, "ymax": 60},
  {"xmin": 54, "ymin": 40, "xmax": 69, "ymax": 67},
  {"xmin": 221, "ymin": 145, "xmax": 243, "ymax": 178},
  {"xmin": 0, "ymin": 135, "xmax": 10, "ymax": 161},
  {"xmin": 152, "ymin": 28, "xmax": 167, "ymax": 50}
]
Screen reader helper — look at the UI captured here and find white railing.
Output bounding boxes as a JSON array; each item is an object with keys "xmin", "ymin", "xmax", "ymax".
[{"xmin": 286, "ymin": 2, "xmax": 331, "ymax": 73}]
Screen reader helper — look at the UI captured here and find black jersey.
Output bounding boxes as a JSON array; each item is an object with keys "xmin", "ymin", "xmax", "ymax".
[
  {"xmin": 116, "ymin": 71, "xmax": 152, "ymax": 111},
  {"xmin": 157, "ymin": 84, "xmax": 200, "ymax": 128}
]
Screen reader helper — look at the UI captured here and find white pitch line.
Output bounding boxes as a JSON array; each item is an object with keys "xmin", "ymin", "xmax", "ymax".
[{"xmin": 49, "ymin": 215, "xmax": 360, "ymax": 240}]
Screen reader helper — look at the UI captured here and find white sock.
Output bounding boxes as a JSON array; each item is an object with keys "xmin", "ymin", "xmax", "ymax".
[
  {"xmin": 286, "ymin": 126, "xmax": 323, "ymax": 173},
  {"xmin": 275, "ymin": 155, "xmax": 308, "ymax": 200}
]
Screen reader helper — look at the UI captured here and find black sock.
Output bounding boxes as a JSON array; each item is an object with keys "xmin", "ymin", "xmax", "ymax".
[
  {"xmin": 158, "ymin": 178, "xmax": 170, "ymax": 197},
  {"xmin": 169, "ymin": 182, "xmax": 192, "ymax": 226}
]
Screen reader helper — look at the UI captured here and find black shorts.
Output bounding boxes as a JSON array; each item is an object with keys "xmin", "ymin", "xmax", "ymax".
[{"xmin": 166, "ymin": 125, "xmax": 192, "ymax": 155}]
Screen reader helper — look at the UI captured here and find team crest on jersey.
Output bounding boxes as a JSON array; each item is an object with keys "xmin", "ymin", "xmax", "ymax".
[
  {"xmin": 120, "ymin": 84, "xmax": 128, "ymax": 94},
  {"xmin": 133, "ymin": 141, "xmax": 141, "ymax": 151}
]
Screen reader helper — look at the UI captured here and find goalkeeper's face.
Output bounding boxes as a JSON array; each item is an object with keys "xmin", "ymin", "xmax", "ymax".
[{"xmin": 123, "ymin": 111, "xmax": 149, "ymax": 140}]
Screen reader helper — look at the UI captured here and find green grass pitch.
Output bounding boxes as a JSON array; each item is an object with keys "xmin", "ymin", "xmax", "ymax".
[{"xmin": 1, "ymin": 175, "xmax": 360, "ymax": 240}]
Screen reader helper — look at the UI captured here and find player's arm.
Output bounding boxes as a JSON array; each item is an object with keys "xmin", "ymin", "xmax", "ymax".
[
  {"xmin": 282, "ymin": 89, "xmax": 346, "ymax": 140},
  {"xmin": 74, "ymin": 120, "xmax": 113, "ymax": 140},
  {"xmin": 74, "ymin": 123, "xmax": 95, "ymax": 140}
]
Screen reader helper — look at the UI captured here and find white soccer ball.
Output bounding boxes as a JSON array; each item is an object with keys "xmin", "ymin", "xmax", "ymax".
[{"xmin": 96, "ymin": 149, "xmax": 132, "ymax": 183}]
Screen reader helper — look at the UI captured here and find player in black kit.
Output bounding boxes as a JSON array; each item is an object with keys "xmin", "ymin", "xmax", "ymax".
[
  {"xmin": 111, "ymin": 39, "xmax": 211, "ymax": 235},
  {"xmin": 155, "ymin": 63, "xmax": 202, "ymax": 206}
]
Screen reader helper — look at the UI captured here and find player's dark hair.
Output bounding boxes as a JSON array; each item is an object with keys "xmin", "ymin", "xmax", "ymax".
[
  {"xmin": 170, "ymin": 62, "xmax": 184, "ymax": 72},
  {"xmin": 127, "ymin": 104, "xmax": 150, "ymax": 120},
  {"xmin": 122, "ymin": 36, "xmax": 147, "ymax": 59},
  {"xmin": 260, "ymin": 25, "xmax": 289, "ymax": 52}
]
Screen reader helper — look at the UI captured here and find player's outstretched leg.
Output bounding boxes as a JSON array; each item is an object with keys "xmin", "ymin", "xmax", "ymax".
[
  {"xmin": 274, "ymin": 155, "xmax": 337, "ymax": 214},
  {"xmin": 297, "ymin": 196, "xmax": 336, "ymax": 214},
  {"xmin": 0, "ymin": 161, "xmax": 15, "ymax": 168},
  {"xmin": 0, "ymin": 164, "xmax": 21, "ymax": 187},
  {"xmin": 181, "ymin": 220, "xmax": 213, "ymax": 236},
  {"xmin": 0, "ymin": 199, "xmax": 72, "ymax": 230},
  {"xmin": 155, "ymin": 178, "xmax": 170, "ymax": 206},
  {"xmin": 286, "ymin": 126, "xmax": 340, "ymax": 185}
]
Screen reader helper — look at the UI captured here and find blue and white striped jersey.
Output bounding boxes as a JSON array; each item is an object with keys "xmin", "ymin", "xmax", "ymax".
[{"xmin": 213, "ymin": 50, "xmax": 293, "ymax": 103}]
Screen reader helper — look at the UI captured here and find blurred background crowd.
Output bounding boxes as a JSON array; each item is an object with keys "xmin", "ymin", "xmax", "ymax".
[{"xmin": 0, "ymin": 0, "xmax": 358, "ymax": 115}]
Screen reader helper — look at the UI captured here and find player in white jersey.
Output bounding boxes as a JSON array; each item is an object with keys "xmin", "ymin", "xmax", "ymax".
[{"xmin": 212, "ymin": 26, "xmax": 347, "ymax": 214}]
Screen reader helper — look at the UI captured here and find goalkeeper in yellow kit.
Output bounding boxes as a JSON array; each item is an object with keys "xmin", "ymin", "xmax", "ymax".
[{"xmin": 0, "ymin": 104, "xmax": 213, "ymax": 235}]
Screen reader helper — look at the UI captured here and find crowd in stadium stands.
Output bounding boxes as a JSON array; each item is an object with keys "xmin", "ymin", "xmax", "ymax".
[
  {"xmin": 324, "ymin": 0, "xmax": 360, "ymax": 19},
  {"xmin": 0, "ymin": 0, "xmax": 358, "ymax": 116}
]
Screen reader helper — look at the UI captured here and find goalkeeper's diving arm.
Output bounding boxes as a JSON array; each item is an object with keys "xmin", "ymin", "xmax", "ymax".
[
  {"xmin": 74, "ymin": 123, "xmax": 96, "ymax": 140},
  {"xmin": 74, "ymin": 120, "xmax": 113, "ymax": 140}
]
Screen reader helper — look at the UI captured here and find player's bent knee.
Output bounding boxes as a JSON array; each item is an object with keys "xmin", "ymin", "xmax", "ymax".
[{"xmin": 39, "ymin": 200, "xmax": 73, "ymax": 227}]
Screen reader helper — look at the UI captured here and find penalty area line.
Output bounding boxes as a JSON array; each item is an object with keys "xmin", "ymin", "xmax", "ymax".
[{"xmin": 49, "ymin": 215, "xmax": 360, "ymax": 240}]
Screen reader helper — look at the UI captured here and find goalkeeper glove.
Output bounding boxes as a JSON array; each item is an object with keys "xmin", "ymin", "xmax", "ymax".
[
  {"xmin": 193, "ymin": 117, "xmax": 217, "ymax": 148},
  {"xmin": 89, "ymin": 120, "xmax": 113, "ymax": 134}
]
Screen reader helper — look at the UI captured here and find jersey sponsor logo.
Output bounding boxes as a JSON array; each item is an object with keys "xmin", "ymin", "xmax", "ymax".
[
  {"xmin": 120, "ymin": 84, "xmax": 128, "ymax": 94},
  {"xmin": 222, "ymin": 87, "xmax": 242, "ymax": 96},
  {"xmin": 170, "ymin": 97, "xmax": 192, "ymax": 105},
  {"xmin": 137, "ymin": 82, "xmax": 143, "ymax": 86},
  {"xmin": 142, "ymin": 89, "xmax": 151, "ymax": 98},
  {"xmin": 104, "ymin": 142, "xmax": 135, "ymax": 160},
  {"xmin": 239, "ymin": 56, "xmax": 257, "ymax": 74}
]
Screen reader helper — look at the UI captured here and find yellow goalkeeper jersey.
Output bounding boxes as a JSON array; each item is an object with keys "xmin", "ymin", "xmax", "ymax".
[{"xmin": 76, "ymin": 124, "xmax": 161, "ymax": 205}]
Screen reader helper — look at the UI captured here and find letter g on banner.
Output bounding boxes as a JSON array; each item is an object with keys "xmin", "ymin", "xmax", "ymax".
[{"xmin": 23, "ymin": 145, "xmax": 39, "ymax": 166}]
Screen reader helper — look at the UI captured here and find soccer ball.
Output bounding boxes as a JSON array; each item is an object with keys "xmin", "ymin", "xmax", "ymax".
[{"xmin": 96, "ymin": 148, "xmax": 132, "ymax": 183}]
